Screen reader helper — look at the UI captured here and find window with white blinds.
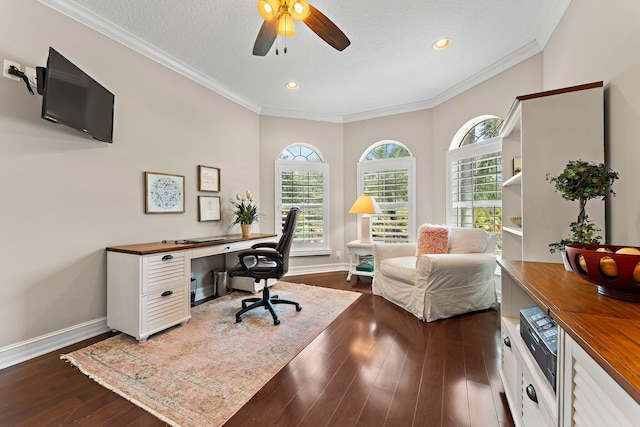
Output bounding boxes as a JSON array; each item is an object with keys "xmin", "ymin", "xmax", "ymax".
[
  {"xmin": 447, "ymin": 137, "xmax": 502, "ymax": 253},
  {"xmin": 275, "ymin": 158, "xmax": 330, "ymax": 256},
  {"xmin": 358, "ymin": 155, "xmax": 415, "ymax": 243}
]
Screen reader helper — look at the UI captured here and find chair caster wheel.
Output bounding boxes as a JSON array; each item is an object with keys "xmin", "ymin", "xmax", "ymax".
[
  {"xmin": 274, "ymin": 319, "xmax": 281, "ymax": 325},
  {"xmin": 296, "ymin": 305, "xmax": 302, "ymax": 311},
  {"xmin": 236, "ymin": 317, "xmax": 242, "ymax": 323}
]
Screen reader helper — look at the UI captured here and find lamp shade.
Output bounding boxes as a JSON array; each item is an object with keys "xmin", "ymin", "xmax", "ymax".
[
  {"xmin": 257, "ymin": 0, "xmax": 279, "ymax": 20},
  {"xmin": 349, "ymin": 195, "xmax": 382, "ymax": 214},
  {"xmin": 290, "ymin": 0, "xmax": 311, "ymax": 20},
  {"xmin": 278, "ymin": 13, "xmax": 296, "ymax": 36}
]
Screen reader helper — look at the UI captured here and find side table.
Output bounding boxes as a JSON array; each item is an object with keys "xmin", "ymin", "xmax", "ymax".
[{"xmin": 346, "ymin": 240, "xmax": 374, "ymax": 282}]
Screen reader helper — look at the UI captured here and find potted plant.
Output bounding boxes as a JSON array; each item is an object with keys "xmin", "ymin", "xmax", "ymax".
[
  {"xmin": 230, "ymin": 190, "xmax": 260, "ymax": 237},
  {"xmin": 547, "ymin": 160, "xmax": 619, "ymax": 267}
]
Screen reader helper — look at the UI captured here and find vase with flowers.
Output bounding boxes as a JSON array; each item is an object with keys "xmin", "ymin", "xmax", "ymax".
[{"xmin": 230, "ymin": 190, "xmax": 259, "ymax": 237}]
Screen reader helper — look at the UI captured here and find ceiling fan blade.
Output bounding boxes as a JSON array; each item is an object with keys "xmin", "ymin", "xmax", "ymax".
[
  {"xmin": 253, "ymin": 18, "xmax": 278, "ymax": 56},
  {"xmin": 303, "ymin": 5, "xmax": 350, "ymax": 51}
]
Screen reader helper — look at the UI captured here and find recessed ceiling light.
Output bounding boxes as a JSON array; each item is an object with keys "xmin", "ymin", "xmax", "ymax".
[
  {"xmin": 285, "ymin": 81, "xmax": 299, "ymax": 90},
  {"xmin": 432, "ymin": 38, "xmax": 452, "ymax": 51}
]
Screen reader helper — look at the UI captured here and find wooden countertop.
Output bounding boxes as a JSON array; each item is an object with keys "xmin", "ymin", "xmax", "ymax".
[
  {"xmin": 498, "ymin": 260, "xmax": 640, "ymax": 403},
  {"xmin": 106, "ymin": 233, "xmax": 277, "ymax": 255}
]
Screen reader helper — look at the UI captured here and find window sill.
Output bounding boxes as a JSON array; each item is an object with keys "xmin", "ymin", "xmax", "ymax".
[{"xmin": 291, "ymin": 249, "xmax": 332, "ymax": 257}]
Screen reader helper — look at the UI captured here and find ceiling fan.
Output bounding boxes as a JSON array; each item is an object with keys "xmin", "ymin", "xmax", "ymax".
[{"xmin": 253, "ymin": 0, "xmax": 350, "ymax": 56}]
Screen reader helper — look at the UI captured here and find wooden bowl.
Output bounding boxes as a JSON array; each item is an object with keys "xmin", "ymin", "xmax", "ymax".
[
  {"xmin": 565, "ymin": 244, "xmax": 640, "ymax": 301},
  {"xmin": 508, "ymin": 216, "xmax": 522, "ymax": 227}
]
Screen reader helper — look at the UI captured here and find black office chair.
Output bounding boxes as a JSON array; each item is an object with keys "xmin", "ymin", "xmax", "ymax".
[{"xmin": 228, "ymin": 207, "xmax": 301, "ymax": 325}]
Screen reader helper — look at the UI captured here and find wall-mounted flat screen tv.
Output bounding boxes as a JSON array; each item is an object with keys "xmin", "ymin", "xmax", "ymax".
[{"xmin": 40, "ymin": 47, "xmax": 114, "ymax": 143}]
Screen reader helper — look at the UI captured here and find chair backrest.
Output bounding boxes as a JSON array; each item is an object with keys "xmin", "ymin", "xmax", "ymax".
[{"xmin": 275, "ymin": 207, "xmax": 300, "ymax": 275}]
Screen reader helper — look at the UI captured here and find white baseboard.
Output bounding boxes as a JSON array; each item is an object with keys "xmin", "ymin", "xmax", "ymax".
[{"xmin": 0, "ymin": 317, "xmax": 110, "ymax": 370}]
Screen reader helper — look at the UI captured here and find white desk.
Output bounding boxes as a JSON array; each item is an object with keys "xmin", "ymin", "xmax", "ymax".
[
  {"xmin": 346, "ymin": 240, "xmax": 374, "ymax": 282},
  {"xmin": 106, "ymin": 233, "xmax": 276, "ymax": 341}
]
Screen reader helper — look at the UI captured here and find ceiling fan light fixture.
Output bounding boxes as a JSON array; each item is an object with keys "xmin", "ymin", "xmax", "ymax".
[
  {"xmin": 257, "ymin": 0, "xmax": 280, "ymax": 21},
  {"xmin": 290, "ymin": 0, "xmax": 311, "ymax": 20},
  {"xmin": 278, "ymin": 13, "xmax": 296, "ymax": 36},
  {"xmin": 432, "ymin": 38, "xmax": 452, "ymax": 51}
]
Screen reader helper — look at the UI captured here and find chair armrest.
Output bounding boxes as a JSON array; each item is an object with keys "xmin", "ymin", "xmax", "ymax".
[
  {"xmin": 236, "ymin": 249, "xmax": 283, "ymax": 278},
  {"xmin": 252, "ymin": 241, "xmax": 277, "ymax": 250},
  {"xmin": 373, "ymin": 243, "xmax": 416, "ymax": 270},
  {"xmin": 416, "ymin": 253, "xmax": 496, "ymax": 279}
]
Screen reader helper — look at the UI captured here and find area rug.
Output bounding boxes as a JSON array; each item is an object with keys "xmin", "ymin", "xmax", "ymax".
[{"xmin": 62, "ymin": 282, "xmax": 360, "ymax": 427}]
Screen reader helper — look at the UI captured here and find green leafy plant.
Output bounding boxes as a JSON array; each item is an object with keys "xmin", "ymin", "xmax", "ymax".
[
  {"xmin": 546, "ymin": 160, "xmax": 619, "ymax": 253},
  {"xmin": 230, "ymin": 190, "xmax": 259, "ymax": 225}
]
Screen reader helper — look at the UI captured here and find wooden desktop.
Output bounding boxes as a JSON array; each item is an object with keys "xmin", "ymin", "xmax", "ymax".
[{"xmin": 106, "ymin": 233, "xmax": 277, "ymax": 342}]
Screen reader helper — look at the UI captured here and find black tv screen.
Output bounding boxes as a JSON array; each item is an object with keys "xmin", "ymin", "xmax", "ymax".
[{"xmin": 41, "ymin": 48, "xmax": 114, "ymax": 143}]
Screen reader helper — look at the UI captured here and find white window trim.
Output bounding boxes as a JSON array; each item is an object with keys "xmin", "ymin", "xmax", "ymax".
[
  {"xmin": 357, "ymin": 156, "xmax": 416, "ymax": 242},
  {"xmin": 275, "ymin": 159, "xmax": 331, "ymax": 256}
]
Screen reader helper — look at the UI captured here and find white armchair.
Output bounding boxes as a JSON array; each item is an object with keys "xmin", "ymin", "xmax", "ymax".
[{"xmin": 372, "ymin": 227, "xmax": 497, "ymax": 322}]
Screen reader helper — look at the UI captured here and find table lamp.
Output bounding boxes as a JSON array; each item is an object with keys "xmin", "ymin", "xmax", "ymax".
[{"xmin": 349, "ymin": 194, "xmax": 382, "ymax": 243}]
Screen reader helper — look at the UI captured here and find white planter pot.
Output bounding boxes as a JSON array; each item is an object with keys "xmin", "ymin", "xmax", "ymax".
[{"xmin": 561, "ymin": 250, "xmax": 573, "ymax": 271}]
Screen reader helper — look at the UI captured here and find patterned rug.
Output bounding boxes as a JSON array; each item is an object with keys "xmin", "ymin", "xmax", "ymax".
[{"xmin": 62, "ymin": 282, "xmax": 360, "ymax": 427}]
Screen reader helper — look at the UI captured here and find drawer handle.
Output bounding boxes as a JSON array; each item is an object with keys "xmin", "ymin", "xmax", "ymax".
[
  {"xmin": 162, "ymin": 254, "xmax": 174, "ymax": 260},
  {"xmin": 161, "ymin": 290, "xmax": 173, "ymax": 297},
  {"xmin": 526, "ymin": 384, "xmax": 538, "ymax": 403},
  {"xmin": 504, "ymin": 336, "xmax": 511, "ymax": 348}
]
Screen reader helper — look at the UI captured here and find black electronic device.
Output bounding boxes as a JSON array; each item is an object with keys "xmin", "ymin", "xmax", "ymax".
[
  {"xmin": 520, "ymin": 306, "xmax": 558, "ymax": 391},
  {"xmin": 40, "ymin": 47, "xmax": 114, "ymax": 143}
]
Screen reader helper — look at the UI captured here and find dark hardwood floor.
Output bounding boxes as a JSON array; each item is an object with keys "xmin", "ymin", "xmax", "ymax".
[{"xmin": 0, "ymin": 271, "xmax": 514, "ymax": 427}]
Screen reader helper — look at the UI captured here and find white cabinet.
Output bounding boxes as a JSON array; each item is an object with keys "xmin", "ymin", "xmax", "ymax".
[
  {"xmin": 500, "ymin": 82, "xmax": 605, "ymax": 263},
  {"xmin": 500, "ymin": 272, "xmax": 558, "ymax": 427},
  {"xmin": 499, "ymin": 260, "xmax": 640, "ymax": 427},
  {"xmin": 561, "ymin": 332, "xmax": 640, "ymax": 427},
  {"xmin": 107, "ymin": 250, "xmax": 191, "ymax": 342}
]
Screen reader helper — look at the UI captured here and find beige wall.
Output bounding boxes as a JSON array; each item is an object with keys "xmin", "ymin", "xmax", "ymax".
[
  {"xmin": 0, "ymin": 2, "xmax": 259, "ymax": 347},
  {"xmin": 543, "ymin": 0, "xmax": 640, "ymax": 244}
]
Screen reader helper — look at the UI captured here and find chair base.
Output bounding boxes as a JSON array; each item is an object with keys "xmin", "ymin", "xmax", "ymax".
[{"xmin": 235, "ymin": 280, "xmax": 301, "ymax": 325}]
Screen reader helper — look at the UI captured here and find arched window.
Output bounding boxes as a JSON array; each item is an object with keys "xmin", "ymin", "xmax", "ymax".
[
  {"xmin": 358, "ymin": 141, "xmax": 415, "ymax": 243},
  {"xmin": 447, "ymin": 116, "xmax": 503, "ymax": 253},
  {"xmin": 275, "ymin": 144, "xmax": 330, "ymax": 255}
]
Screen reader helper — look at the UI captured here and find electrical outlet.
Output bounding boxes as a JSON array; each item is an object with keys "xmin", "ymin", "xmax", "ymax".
[
  {"xmin": 25, "ymin": 66, "xmax": 37, "ymax": 87},
  {"xmin": 336, "ymin": 250, "xmax": 341, "ymax": 260},
  {"xmin": 3, "ymin": 59, "xmax": 21, "ymax": 81}
]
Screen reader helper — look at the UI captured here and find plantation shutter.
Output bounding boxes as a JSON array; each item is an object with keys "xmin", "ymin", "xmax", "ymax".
[
  {"xmin": 276, "ymin": 160, "xmax": 330, "ymax": 255},
  {"xmin": 447, "ymin": 137, "xmax": 502, "ymax": 252},
  {"xmin": 358, "ymin": 157, "xmax": 415, "ymax": 243}
]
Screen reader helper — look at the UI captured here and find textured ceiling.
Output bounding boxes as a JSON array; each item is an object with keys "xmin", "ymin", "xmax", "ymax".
[{"xmin": 39, "ymin": 0, "xmax": 571, "ymax": 122}]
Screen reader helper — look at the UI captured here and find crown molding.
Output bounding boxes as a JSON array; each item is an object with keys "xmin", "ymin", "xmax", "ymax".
[
  {"xmin": 343, "ymin": 41, "xmax": 542, "ymax": 123},
  {"xmin": 259, "ymin": 106, "xmax": 344, "ymax": 123},
  {"xmin": 37, "ymin": 0, "xmax": 262, "ymax": 114},
  {"xmin": 38, "ymin": 0, "xmax": 544, "ymax": 124}
]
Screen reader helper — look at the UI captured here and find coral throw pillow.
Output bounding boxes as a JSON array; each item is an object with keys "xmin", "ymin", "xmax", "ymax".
[{"xmin": 416, "ymin": 224, "xmax": 449, "ymax": 256}]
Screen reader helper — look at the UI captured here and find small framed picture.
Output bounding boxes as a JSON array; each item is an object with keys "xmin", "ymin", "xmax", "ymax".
[
  {"xmin": 198, "ymin": 196, "xmax": 221, "ymax": 221},
  {"xmin": 198, "ymin": 165, "xmax": 220, "ymax": 192},
  {"xmin": 144, "ymin": 172, "xmax": 185, "ymax": 214}
]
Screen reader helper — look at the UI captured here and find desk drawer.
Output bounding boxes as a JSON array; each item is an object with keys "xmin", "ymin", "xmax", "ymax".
[
  {"xmin": 142, "ymin": 285, "xmax": 190, "ymax": 336},
  {"xmin": 521, "ymin": 364, "xmax": 556, "ymax": 427},
  {"xmin": 142, "ymin": 251, "xmax": 188, "ymax": 294}
]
